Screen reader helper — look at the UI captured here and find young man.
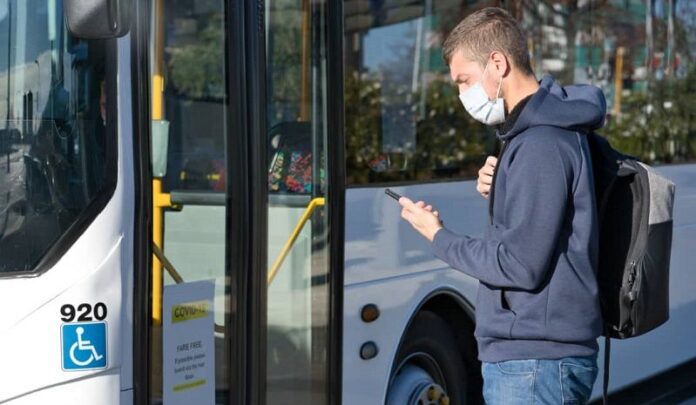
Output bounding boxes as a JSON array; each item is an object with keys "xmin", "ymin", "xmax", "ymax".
[{"xmin": 399, "ymin": 7, "xmax": 605, "ymax": 404}]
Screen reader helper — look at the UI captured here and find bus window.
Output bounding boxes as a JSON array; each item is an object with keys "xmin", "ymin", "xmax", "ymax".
[
  {"xmin": 0, "ymin": 0, "xmax": 115, "ymax": 274},
  {"xmin": 158, "ymin": 1, "xmax": 226, "ymax": 193},
  {"xmin": 344, "ymin": 3, "xmax": 495, "ymax": 185},
  {"xmin": 344, "ymin": 1, "xmax": 696, "ymax": 186}
]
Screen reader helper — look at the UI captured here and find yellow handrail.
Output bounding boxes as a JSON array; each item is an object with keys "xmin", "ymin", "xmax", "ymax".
[
  {"xmin": 268, "ymin": 197, "xmax": 325, "ymax": 284},
  {"xmin": 152, "ymin": 179, "xmax": 172, "ymax": 324}
]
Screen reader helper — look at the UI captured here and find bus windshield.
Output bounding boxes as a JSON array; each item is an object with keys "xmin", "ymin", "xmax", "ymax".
[{"xmin": 0, "ymin": 0, "xmax": 114, "ymax": 274}]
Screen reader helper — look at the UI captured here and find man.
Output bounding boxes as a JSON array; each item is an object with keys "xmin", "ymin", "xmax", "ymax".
[{"xmin": 399, "ymin": 7, "xmax": 605, "ymax": 404}]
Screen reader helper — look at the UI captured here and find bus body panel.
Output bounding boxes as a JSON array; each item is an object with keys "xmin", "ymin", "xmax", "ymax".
[
  {"xmin": 342, "ymin": 268, "xmax": 477, "ymax": 405},
  {"xmin": 0, "ymin": 36, "xmax": 135, "ymax": 403},
  {"xmin": 344, "ymin": 183, "xmax": 488, "ymax": 287},
  {"xmin": 2, "ymin": 371, "xmax": 122, "ymax": 405},
  {"xmin": 120, "ymin": 389, "xmax": 133, "ymax": 405},
  {"xmin": 0, "ymin": 239, "xmax": 123, "ymax": 402},
  {"xmin": 344, "ymin": 165, "xmax": 696, "ymax": 401}
]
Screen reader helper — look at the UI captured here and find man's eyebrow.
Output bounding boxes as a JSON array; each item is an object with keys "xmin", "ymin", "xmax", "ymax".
[{"xmin": 453, "ymin": 74, "xmax": 469, "ymax": 84}]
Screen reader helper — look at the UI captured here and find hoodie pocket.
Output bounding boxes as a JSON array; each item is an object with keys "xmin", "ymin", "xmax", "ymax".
[
  {"xmin": 505, "ymin": 287, "xmax": 551, "ymax": 340},
  {"xmin": 500, "ymin": 289, "xmax": 517, "ymax": 338},
  {"xmin": 476, "ymin": 285, "xmax": 517, "ymax": 339}
]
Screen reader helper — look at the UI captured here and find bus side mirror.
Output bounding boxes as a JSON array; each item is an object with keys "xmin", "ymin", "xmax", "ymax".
[{"xmin": 64, "ymin": 0, "xmax": 131, "ymax": 39}]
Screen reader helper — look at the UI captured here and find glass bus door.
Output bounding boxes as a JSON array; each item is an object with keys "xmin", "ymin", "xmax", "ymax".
[
  {"xmin": 265, "ymin": 0, "xmax": 341, "ymax": 402},
  {"xmin": 146, "ymin": 0, "xmax": 231, "ymax": 403},
  {"xmin": 144, "ymin": 1, "xmax": 343, "ymax": 404}
]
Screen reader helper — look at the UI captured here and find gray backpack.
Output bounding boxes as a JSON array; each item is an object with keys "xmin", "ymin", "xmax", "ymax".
[{"xmin": 587, "ymin": 132, "xmax": 676, "ymax": 404}]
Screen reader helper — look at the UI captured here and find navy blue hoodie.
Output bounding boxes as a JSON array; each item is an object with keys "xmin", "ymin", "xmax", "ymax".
[{"xmin": 432, "ymin": 75, "xmax": 605, "ymax": 362}]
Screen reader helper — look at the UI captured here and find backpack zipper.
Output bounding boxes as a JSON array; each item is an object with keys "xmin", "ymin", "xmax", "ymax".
[{"xmin": 626, "ymin": 260, "xmax": 638, "ymax": 302}]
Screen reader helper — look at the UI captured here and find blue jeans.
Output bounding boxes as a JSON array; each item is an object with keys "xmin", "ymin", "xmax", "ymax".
[{"xmin": 482, "ymin": 355, "xmax": 598, "ymax": 404}]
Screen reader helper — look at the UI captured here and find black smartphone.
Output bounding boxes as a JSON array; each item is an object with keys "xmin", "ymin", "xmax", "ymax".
[
  {"xmin": 387, "ymin": 188, "xmax": 444, "ymax": 224},
  {"xmin": 385, "ymin": 188, "xmax": 402, "ymax": 201}
]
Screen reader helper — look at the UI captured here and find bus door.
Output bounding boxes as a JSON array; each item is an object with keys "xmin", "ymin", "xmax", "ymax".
[{"xmin": 145, "ymin": 0, "xmax": 344, "ymax": 404}]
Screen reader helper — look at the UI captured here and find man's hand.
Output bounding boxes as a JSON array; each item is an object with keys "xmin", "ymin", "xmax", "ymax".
[
  {"xmin": 399, "ymin": 197, "xmax": 443, "ymax": 242},
  {"xmin": 477, "ymin": 156, "xmax": 497, "ymax": 199}
]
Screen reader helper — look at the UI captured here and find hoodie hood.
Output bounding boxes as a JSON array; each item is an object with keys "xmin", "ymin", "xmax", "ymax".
[{"xmin": 497, "ymin": 74, "xmax": 607, "ymax": 141}]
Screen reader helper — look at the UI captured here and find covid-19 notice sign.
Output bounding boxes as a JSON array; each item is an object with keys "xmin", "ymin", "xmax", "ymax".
[{"xmin": 163, "ymin": 280, "xmax": 215, "ymax": 405}]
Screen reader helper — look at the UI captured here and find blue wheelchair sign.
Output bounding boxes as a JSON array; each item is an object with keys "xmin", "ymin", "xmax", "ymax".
[{"xmin": 61, "ymin": 322, "xmax": 107, "ymax": 371}]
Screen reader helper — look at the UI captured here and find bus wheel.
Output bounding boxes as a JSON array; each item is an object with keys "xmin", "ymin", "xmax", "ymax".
[{"xmin": 386, "ymin": 311, "xmax": 469, "ymax": 405}]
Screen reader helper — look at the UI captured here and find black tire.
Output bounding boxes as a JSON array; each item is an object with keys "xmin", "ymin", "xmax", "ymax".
[{"xmin": 389, "ymin": 310, "xmax": 478, "ymax": 405}]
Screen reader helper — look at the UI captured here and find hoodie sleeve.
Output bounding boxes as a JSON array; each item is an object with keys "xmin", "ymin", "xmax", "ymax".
[{"xmin": 431, "ymin": 135, "xmax": 571, "ymax": 291}]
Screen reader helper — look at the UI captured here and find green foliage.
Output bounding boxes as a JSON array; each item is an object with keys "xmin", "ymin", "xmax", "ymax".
[
  {"xmin": 344, "ymin": 71, "xmax": 491, "ymax": 184},
  {"xmin": 413, "ymin": 78, "xmax": 490, "ymax": 179},
  {"xmin": 600, "ymin": 67, "xmax": 696, "ymax": 164},
  {"xmin": 344, "ymin": 71, "xmax": 382, "ymax": 185},
  {"xmin": 167, "ymin": 14, "xmax": 225, "ymax": 99},
  {"xmin": 267, "ymin": 3, "xmax": 303, "ymax": 124}
]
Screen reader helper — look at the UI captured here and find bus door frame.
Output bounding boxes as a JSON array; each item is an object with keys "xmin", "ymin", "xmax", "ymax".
[{"xmin": 130, "ymin": 1, "xmax": 345, "ymax": 404}]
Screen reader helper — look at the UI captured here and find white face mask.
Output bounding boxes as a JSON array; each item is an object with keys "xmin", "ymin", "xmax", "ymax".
[{"xmin": 458, "ymin": 63, "xmax": 505, "ymax": 126}]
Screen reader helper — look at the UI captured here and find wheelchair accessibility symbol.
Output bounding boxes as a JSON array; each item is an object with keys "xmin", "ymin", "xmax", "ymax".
[{"xmin": 61, "ymin": 322, "xmax": 107, "ymax": 370}]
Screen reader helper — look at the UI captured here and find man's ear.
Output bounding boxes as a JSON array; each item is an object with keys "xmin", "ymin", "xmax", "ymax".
[{"xmin": 489, "ymin": 51, "xmax": 510, "ymax": 79}]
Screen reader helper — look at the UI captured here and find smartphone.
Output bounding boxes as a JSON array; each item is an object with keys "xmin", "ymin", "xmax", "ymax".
[
  {"xmin": 387, "ymin": 188, "xmax": 444, "ymax": 224},
  {"xmin": 385, "ymin": 188, "xmax": 402, "ymax": 201}
]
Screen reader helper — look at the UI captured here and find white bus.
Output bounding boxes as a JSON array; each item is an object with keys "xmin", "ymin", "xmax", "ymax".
[{"xmin": 0, "ymin": 0, "xmax": 695, "ymax": 404}]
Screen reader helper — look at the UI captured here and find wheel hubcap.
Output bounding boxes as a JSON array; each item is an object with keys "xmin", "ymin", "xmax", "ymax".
[{"xmin": 386, "ymin": 353, "xmax": 451, "ymax": 405}]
